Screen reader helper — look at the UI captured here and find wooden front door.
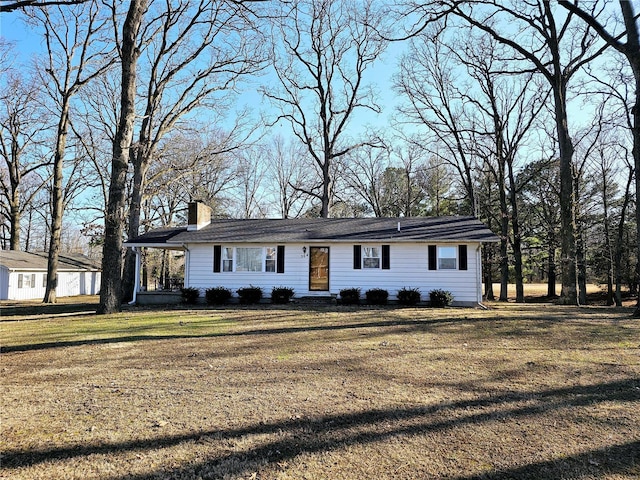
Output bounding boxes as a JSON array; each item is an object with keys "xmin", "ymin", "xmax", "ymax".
[{"xmin": 309, "ymin": 246, "xmax": 329, "ymax": 291}]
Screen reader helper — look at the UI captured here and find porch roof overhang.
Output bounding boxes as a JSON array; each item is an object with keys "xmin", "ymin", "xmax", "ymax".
[{"xmin": 124, "ymin": 226, "xmax": 188, "ymax": 249}]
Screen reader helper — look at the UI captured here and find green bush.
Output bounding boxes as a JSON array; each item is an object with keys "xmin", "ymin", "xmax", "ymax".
[
  {"xmin": 205, "ymin": 286, "xmax": 232, "ymax": 305},
  {"xmin": 366, "ymin": 288, "xmax": 388, "ymax": 305},
  {"xmin": 339, "ymin": 287, "xmax": 361, "ymax": 305},
  {"xmin": 429, "ymin": 289, "xmax": 453, "ymax": 308},
  {"xmin": 237, "ymin": 286, "xmax": 263, "ymax": 304},
  {"xmin": 180, "ymin": 287, "xmax": 200, "ymax": 304},
  {"xmin": 271, "ymin": 286, "xmax": 295, "ymax": 304},
  {"xmin": 397, "ymin": 287, "xmax": 421, "ymax": 306}
]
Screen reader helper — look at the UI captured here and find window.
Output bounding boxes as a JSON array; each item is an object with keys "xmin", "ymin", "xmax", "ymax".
[
  {"xmin": 362, "ymin": 247, "xmax": 380, "ymax": 269},
  {"xmin": 438, "ymin": 246, "xmax": 457, "ymax": 270},
  {"xmin": 18, "ymin": 273, "xmax": 36, "ymax": 288},
  {"xmin": 265, "ymin": 247, "xmax": 277, "ymax": 272},
  {"xmin": 236, "ymin": 247, "xmax": 262, "ymax": 272},
  {"xmin": 43, "ymin": 274, "xmax": 47, "ymax": 288},
  {"xmin": 215, "ymin": 245, "xmax": 284, "ymax": 273},
  {"xmin": 354, "ymin": 244, "xmax": 389, "ymax": 270},
  {"xmin": 222, "ymin": 247, "xmax": 233, "ymax": 272}
]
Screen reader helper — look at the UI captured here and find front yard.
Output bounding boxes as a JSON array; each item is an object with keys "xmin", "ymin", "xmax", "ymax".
[{"xmin": 1, "ymin": 302, "xmax": 639, "ymax": 479}]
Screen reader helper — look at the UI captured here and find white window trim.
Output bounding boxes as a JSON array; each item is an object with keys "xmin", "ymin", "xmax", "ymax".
[
  {"xmin": 222, "ymin": 246, "xmax": 278, "ymax": 273},
  {"xmin": 438, "ymin": 246, "xmax": 457, "ymax": 270},
  {"xmin": 362, "ymin": 245, "xmax": 381, "ymax": 269}
]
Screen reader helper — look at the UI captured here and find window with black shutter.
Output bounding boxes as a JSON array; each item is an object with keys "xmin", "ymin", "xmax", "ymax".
[
  {"xmin": 382, "ymin": 244, "xmax": 390, "ymax": 270},
  {"xmin": 458, "ymin": 245, "xmax": 468, "ymax": 270}
]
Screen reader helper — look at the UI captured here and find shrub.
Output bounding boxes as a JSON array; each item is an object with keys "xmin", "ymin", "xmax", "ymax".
[
  {"xmin": 205, "ymin": 286, "xmax": 232, "ymax": 305},
  {"xmin": 180, "ymin": 287, "xmax": 200, "ymax": 304},
  {"xmin": 339, "ymin": 287, "xmax": 361, "ymax": 305},
  {"xmin": 429, "ymin": 289, "xmax": 453, "ymax": 308},
  {"xmin": 237, "ymin": 286, "xmax": 263, "ymax": 304},
  {"xmin": 366, "ymin": 288, "xmax": 388, "ymax": 305},
  {"xmin": 271, "ymin": 286, "xmax": 295, "ymax": 304},
  {"xmin": 397, "ymin": 287, "xmax": 421, "ymax": 306}
]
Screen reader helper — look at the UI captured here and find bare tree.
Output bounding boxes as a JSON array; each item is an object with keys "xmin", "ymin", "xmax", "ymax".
[
  {"xmin": 27, "ymin": 0, "xmax": 113, "ymax": 303},
  {"xmin": 395, "ymin": 25, "xmax": 479, "ymax": 215},
  {"xmin": 264, "ymin": 0, "xmax": 387, "ymax": 218},
  {"xmin": 264, "ymin": 135, "xmax": 313, "ymax": 219},
  {"xmin": 439, "ymin": 0, "xmax": 610, "ymax": 305},
  {"xmin": 0, "ymin": 70, "xmax": 51, "ymax": 250},
  {"xmin": 120, "ymin": 0, "xmax": 266, "ymax": 300},
  {"xmin": 98, "ymin": 0, "xmax": 147, "ymax": 314},
  {"xmin": 556, "ymin": 0, "xmax": 640, "ymax": 314},
  {"xmin": 1, "ymin": 1, "xmax": 89, "ymax": 13}
]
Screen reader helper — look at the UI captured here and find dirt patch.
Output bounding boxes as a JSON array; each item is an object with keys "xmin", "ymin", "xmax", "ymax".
[{"xmin": 1, "ymin": 304, "xmax": 639, "ymax": 479}]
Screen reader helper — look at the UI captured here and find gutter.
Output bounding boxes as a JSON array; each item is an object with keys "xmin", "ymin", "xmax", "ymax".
[{"xmin": 128, "ymin": 246, "xmax": 140, "ymax": 305}]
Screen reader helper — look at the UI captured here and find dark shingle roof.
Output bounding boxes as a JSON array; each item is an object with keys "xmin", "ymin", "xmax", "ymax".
[
  {"xmin": 127, "ymin": 217, "xmax": 499, "ymax": 245},
  {"xmin": 0, "ymin": 251, "xmax": 101, "ymax": 271}
]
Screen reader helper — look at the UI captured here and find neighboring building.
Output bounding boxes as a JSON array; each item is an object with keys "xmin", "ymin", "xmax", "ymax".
[
  {"xmin": 125, "ymin": 202, "xmax": 499, "ymax": 306},
  {"xmin": 0, "ymin": 251, "xmax": 101, "ymax": 301}
]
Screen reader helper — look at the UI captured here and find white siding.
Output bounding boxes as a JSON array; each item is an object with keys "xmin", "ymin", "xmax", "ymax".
[
  {"xmin": 187, "ymin": 243, "xmax": 311, "ymax": 298},
  {"xmin": 330, "ymin": 243, "xmax": 480, "ymax": 304},
  {"xmin": 186, "ymin": 242, "xmax": 482, "ymax": 304},
  {"xmin": 2, "ymin": 270, "xmax": 101, "ymax": 300}
]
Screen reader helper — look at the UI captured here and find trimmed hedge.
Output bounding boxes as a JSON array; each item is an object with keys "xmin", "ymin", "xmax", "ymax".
[
  {"xmin": 397, "ymin": 287, "xmax": 421, "ymax": 306},
  {"xmin": 205, "ymin": 286, "xmax": 232, "ymax": 305},
  {"xmin": 271, "ymin": 286, "xmax": 295, "ymax": 304},
  {"xmin": 429, "ymin": 289, "xmax": 453, "ymax": 308},
  {"xmin": 237, "ymin": 286, "xmax": 263, "ymax": 304},
  {"xmin": 339, "ymin": 287, "xmax": 361, "ymax": 305},
  {"xmin": 366, "ymin": 288, "xmax": 388, "ymax": 305},
  {"xmin": 180, "ymin": 287, "xmax": 200, "ymax": 304}
]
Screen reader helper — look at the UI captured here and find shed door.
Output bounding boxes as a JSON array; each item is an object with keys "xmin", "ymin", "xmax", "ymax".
[{"xmin": 309, "ymin": 247, "xmax": 329, "ymax": 291}]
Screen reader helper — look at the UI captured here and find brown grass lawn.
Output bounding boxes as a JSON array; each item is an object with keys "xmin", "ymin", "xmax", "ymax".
[{"xmin": 1, "ymin": 298, "xmax": 639, "ymax": 479}]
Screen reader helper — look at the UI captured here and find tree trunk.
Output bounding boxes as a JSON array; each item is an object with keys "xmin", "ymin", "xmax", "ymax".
[
  {"xmin": 547, "ymin": 240, "xmax": 557, "ymax": 298},
  {"xmin": 97, "ymin": 0, "xmax": 146, "ymax": 314},
  {"xmin": 508, "ymin": 166, "xmax": 524, "ymax": 303},
  {"xmin": 9, "ymin": 194, "xmax": 20, "ymax": 250},
  {"xmin": 615, "ymin": 166, "xmax": 633, "ymax": 306},
  {"xmin": 43, "ymin": 102, "xmax": 70, "ymax": 304},
  {"xmin": 320, "ymin": 160, "xmax": 331, "ymax": 218},
  {"xmin": 121, "ymin": 152, "xmax": 148, "ymax": 302},
  {"xmin": 554, "ymin": 84, "xmax": 578, "ymax": 305},
  {"xmin": 483, "ymin": 243, "xmax": 495, "ymax": 301},
  {"xmin": 602, "ymin": 171, "xmax": 614, "ymax": 306}
]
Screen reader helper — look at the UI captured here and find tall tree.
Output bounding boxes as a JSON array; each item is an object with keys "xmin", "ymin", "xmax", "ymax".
[
  {"xmin": 264, "ymin": 0, "xmax": 387, "ymax": 218},
  {"xmin": 440, "ymin": 0, "xmax": 609, "ymax": 304},
  {"xmin": 556, "ymin": 0, "xmax": 640, "ymax": 314},
  {"xmin": 28, "ymin": 0, "xmax": 113, "ymax": 303},
  {"xmin": 264, "ymin": 135, "xmax": 313, "ymax": 219},
  {"xmin": 121, "ymin": 0, "xmax": 266, "ymax": 301},
  {"xmin": 395, "ymin": 24, "xmax": 479, "ymax": 215},
  {"xmin": 0, "ymin": 70, "xmax": 50, "ymax": 250},
  {"xmin": 97, "ymin": 0, "xmax": 147, "ymax": 314}
]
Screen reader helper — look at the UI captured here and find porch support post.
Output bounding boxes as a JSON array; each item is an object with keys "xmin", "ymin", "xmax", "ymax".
[
  {"xmin": 128, "ymin": 246, "xmax": 141, "ymax": 305},
  {"xmin": 183, "ymin": 245, "xmax": 190, "ymax": 287}
]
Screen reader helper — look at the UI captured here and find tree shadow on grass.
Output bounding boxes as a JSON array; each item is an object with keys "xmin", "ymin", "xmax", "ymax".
[
  {"xmin": 3, "ymin": 378, "xmax": 638, "ymax": 478},
  {"xmin": 0, "ymin": 301, "xmax": 98, "ymax": 318},
  {"xmin": 3, "ymin": 305, "xmax": 637, "ymax": 353}
]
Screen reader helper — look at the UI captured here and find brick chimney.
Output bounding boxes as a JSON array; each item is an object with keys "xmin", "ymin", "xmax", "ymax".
[{"xmin": 187, "ymin": 201, "xmax": 212, "ymax": 231}]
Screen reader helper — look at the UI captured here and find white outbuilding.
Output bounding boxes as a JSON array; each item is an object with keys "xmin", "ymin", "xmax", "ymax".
[{"xmin": 0, "ymin": 251, "xmax": 101, "ymax": 301}]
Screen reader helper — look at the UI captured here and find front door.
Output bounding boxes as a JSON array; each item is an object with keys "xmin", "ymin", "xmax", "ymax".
[{"xmin": 309, "ymin": 246, "xmax": 329, "ymax": 291}]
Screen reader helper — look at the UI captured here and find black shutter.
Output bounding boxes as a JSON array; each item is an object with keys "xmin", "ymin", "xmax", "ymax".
[
  {"xmin": 458, "ymin": 245, "xmax": 468, "ymax": 270},
  {"xmin": 213, "ymin": 245, "xmax": 221, "ymax": 272},
  {"xmin": 353, "ymin": 245, "xmax": 362, "ymax": 269},
  {"xmin": 428, "ymin": 245, "xmax": 437, "ymax": 270},
  {"xmin": 277, "ymin": 245, "xmax": 285, "ymax": 273},
  {"xmin": 382, "ymin": 244, "xmax": 390, "ymax": 270}
]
